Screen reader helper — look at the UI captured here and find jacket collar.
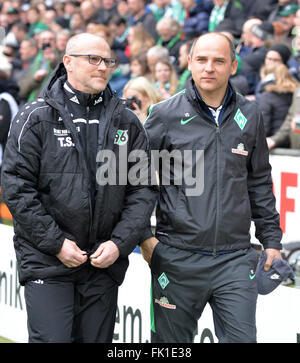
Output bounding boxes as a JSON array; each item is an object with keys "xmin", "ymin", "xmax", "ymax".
[
  {"xmin": 185, "ymin": 78, "xmax": 236, "ymax": 124},
  {"xmin": 40, "ymin": 62, "xmax": 115, "ymax": 107},
  {"xmin": 186, "ymin": 77, "xmax": 236, "ymax": 107},
  {"xmin": 63, "ymin": 81, "xmax": 103, "ymax": 107}
]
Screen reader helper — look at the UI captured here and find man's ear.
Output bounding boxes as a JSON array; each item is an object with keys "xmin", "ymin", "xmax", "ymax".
[
  {"xmin": 63, "ymin": 55, "xmax": 72, "ymax": 72},
  {"xmin": 231, "ymin": 58, "xmax": 238, "ymax": 76},
  {"xmin": 187, "ymin": 54, "xmax": 192, "ymax": 72}
]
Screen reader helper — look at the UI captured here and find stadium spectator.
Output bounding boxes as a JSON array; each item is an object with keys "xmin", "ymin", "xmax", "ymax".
[
  {"xmin": 153, "ymin": 58, "xmax": 178, "ymax": 99},
  {"xmin": 288, "ymin": 27, "xmax": 300, "ymax": 79},
  {"xmin": 209, "ymin": 0, "xmax": 249, "ymax": 37},
  {"xmin": 146, "ymin": 45, "xmax": 169, "ymax": 75},
  {"xmin": 69, "ymin": 9, "xmax": 86, "ymax": 35},
  {"xmin": 50, "ymin": 16, "xmax": 70, "ymax": 34},
  {"xmin": 80, "ymin": 0, "xmax": 99, "ymax": 26},
  {"xmin": 43, "ymin": 7, "xmax": 57, "ymax": 29},
  {"xmin": 180, "ymin": 0, "xmax": 213, "ymax": 39},
  {"xmin": 1, "ymin": 42, "xmax": 19, "ymax": 78},
  {"xmin": 247, "ymin": 0, "xmax": 278, "ymax": 21},
  {"xmin": 117, "ymin": 0, "xmax": 131, "ymax": 19},
  {"xmin": 13, "ymin": 38, "xmax": 38, "ymax": 83},
  {"xmin": 63, "ymin": 0, "xmax": 80, "ymax": 20},
  {"xmin": 156, "ymin": 17, "xmax": 183, "ymax": 70},
  {"xmin": 55, "ymin": 30, "xmax": 71, "ymax": 59},
  {"xmin": 239, "ymin": 21, "xmax": 274, "ymax": 94},
  {"xmin": 127, "ymin": 0, "xmax": 159, "ymax": 40},
  {"xmin": 148, "ymin": 0, "xmax": 168, "ymax": 22},
  {"xmin": 26, "ymin": 5, "xmax": 49, "ymax": 38},
  {"xmin": 163, "ymin": 0, "xmax": 186, "ymax": 25},
  {"xmin": 256, "ymin": 43, "xmax": 292, "ymax": 98},
  {"xmin": 237, "ymin": 17, "xmax": 263, "ymax": 57},
  {"xmin": 130, "ymin": 51, "xmax": 152, "ymax": 80},
  {"xmin": 257, "ymin": 63, "xmax": 298, "ymax": 138},
  {"xmin": 265, "ymin": 43, "xmax": 292, "ymax": 65},
  {"xmin": 220, "ymin": 31, "xmax": 250, "ymax": 95},
  {"xmin": 18, "ymin": 30, "xmax": 61, "ymax": 102},
  {"xmin": 123, "ymin": 76, "xmax": 162, "ymax": 123},
  {"xmin": 95, "ymin": 0, "xmax": 119, "ymax": 25},
  {"xmin": 126, "ymin": 24, "xmax": 155, "ymax": 58},
  {"xmin": 3, "ymin": 20, "xmax": 28, "ymax": 49},
  {"xmin": 0, "ymin": 52, "xmax": 19, "ymax": 118},
  {"xmin": 4, "ymin": 6, "xmax": 20, "ymax": 39},
  {"xmin": 268, "ymin": 0, "xmax": 298, "ymax": 22},
  {"xmin": 267, "ymin": 84, "xmax": 300, "ymax": 149},
  {"xmin": 108, "ymin": 14, "xmax": 129, "ymax": 48},
  {"xmin": 0, "ymin": 54, "xmax": 19, "ymax": 183},
  {"xmin": 276, "ymin": 3, "xmax": 299, "ymax": 39},
  {"xmin": 176, "ymin": 39, "xmax": 192, "ymax": 92}
]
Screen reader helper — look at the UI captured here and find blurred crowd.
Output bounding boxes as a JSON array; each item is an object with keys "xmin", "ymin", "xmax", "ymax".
[{"xmin": 1, "ymin": 0, "xmax": 300, "ymax": 167}]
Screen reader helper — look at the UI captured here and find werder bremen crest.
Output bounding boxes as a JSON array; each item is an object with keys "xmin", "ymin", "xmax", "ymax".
[
  {"xmin": 114, "ymin": 129, "xmax": 128, "ymax": 145},
  {"xmin": 234, "ymin": 108, "xmax": 247, "ymax": 130}
]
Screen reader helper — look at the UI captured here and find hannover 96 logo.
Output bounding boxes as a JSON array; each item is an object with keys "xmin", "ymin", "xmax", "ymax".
[{"xmin": 114, "ymin": 129, "xmax": 128, "ymax": 145}]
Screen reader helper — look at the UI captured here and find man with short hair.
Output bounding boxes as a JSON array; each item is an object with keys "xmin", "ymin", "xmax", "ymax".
[
  {"xmin": 239, "ymin": 21, "xmax": 274, "ymax": 93},
  {"xmin": 146, "ymin": 45, "xmax": 169, "ymax": 75},
  {"xmin": 2, "ymin": 33, "xmax": 156, "ymax": 343},
  {"xmin": 127, "ymin": 0, "xmax": 159, "ymax": 40},
  {"xmin": 18, "ymin": 30, "xmax": 61, "ymax": 102},
  {"xmin": 141, "ymin": 32, "xmax": 283, "ymax": 343},
  {"xmin": 14, "ymin": 38, "xmax": 38, "ymax": 83}
]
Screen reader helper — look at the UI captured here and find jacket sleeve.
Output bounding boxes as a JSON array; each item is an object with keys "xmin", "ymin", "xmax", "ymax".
[
  {"xmin": 138, "ymin": 103, "xmax": 169, "ymax": 242},
  {"xmin": 247, "ymin": 112, "xmax": 283, "ymax": 250},
  {"xmin": 1, "ymin": 108, "xmax": 65, "ymax": 255},
  {"xmin": 0, "ymin": 98, "xmax": 11, "ymax": 145},
  {"xmin": 110, "ymin": 110, "xmax": 158, "ymax": 257}
]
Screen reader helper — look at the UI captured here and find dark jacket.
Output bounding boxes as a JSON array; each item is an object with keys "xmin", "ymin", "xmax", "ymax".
[
  {"xmin": 240, "ymin": 46, "xmax": 268, "ymax": 94},
  {"xmin": 271, "ymin": 85, "xmax": 300, "ymax": 149},
  {"xmin": 248, "ymin": 0, "xmax": 277, "ymax": 21},
  {"xmin": 1, "ymin": 64, "xmax": 157, "ymax": 285},
  {"xmin": 129, "ymin": 7, "xmax": 158, "ymax": 41},
  {"xmin": 183, "ymin": 0, "xmax": 213, "ymax": 38},
  {"xmin": 144, "ymin": 79, "xmax": 282, "ymax": 253},
  {"xmin": 215, "ymin": 0, "xmax": 250, "ymax": 37},
  {"xmin": 257, "ymin": 81, "xmax": 294, "ymax": 137}
]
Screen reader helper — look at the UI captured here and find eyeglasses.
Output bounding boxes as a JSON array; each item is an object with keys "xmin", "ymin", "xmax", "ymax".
[{"xmin": 69, "ymin": 54, "xmax": 117, "ymax": 68}]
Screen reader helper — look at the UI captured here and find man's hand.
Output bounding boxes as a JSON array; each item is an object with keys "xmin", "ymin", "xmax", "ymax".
[
  {"xmin": 56, "ymin": 238, "xmax": 88, "ymax": 268},
  {"xmin": 140, "ymin": 237, "xmax": 159, "ymax": 265},
  {"xmin": 90, "ymin": 240, "xmax": 120, "ymax": 268},
  {"xmin": 266, "ymin": 137, "xmax": 276, "ymax": 150},
  {"xmin": 264, "ymin": 248, "xmax": 282, "ymax": 271}
]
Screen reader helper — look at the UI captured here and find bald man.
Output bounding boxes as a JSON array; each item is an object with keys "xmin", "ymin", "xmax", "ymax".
[
  {"xmin": 142, "ymin": 32, "xmax": 282, "ymax": 343},
  {"xmin": 1, "ymin": 33, "xmax": 157, "ymax": 342}
]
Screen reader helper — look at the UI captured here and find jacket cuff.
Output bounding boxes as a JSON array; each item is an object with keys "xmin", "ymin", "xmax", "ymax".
[
  {"xmin": 138, "ymin": 227, "xmax": 154, "ymax": 245},
  {"xmin": 110, "ymin": 237, "xmax": 127, "ymax": 258},
  {"xmin": 262, "ymin": 241, "xmax": 283, "ymax": 251}
]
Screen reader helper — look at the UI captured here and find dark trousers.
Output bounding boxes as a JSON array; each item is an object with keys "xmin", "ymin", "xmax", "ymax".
[
  {"xmin": 24, "ymin": 265, "xmax": 118, "ymax": 343},
  {"xmin": 150, "ymin": 243, "xmax": 259, "ymax": 343}
]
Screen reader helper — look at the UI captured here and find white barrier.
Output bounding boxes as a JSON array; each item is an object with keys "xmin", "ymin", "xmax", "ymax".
[
  {"xmin": 1, "ymin": 151, "xmax": 300, "ymax": 343},
  {"xmin": 269, "ymin": 151, "xmax": 300, "ymax": 243}
]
